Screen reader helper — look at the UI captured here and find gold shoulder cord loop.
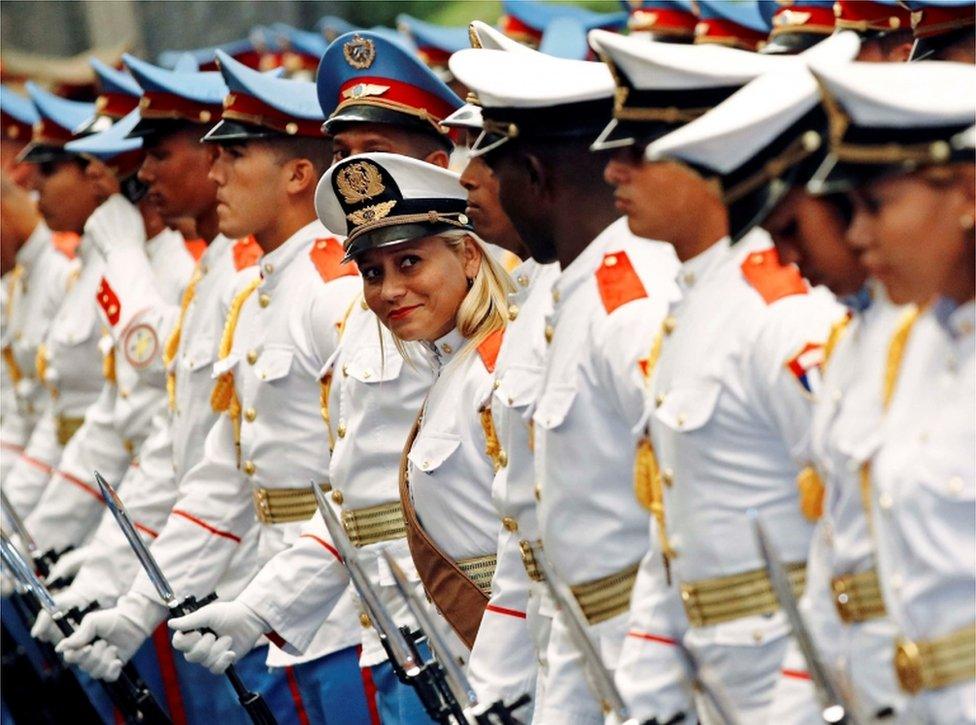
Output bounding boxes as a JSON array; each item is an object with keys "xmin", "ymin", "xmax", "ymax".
[{"xmin": 164, "ymin": 264, "xmax": 203, "ymax": 411}]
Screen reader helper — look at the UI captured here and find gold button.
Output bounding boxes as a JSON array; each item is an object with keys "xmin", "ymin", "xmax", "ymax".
[
  {"xmin": 683, "ymin": 272, "xmax": 695, "ymax": 286},
  {"xmin": 544, "ymin": 324, "xmax": 554, "ymax": 343},
  {"xmin": 442, "ymin": 343, "xmax": 453, "ymax": 354},
  {"xmin": 359, "ymin": 612, "xmax": 372, "ymax": 628},
  {"xmin": 243, "ymin": 460, "xmax": 256, "ymax": 475},
  {"xmin": 247, "ymin": 350, "xmax": 258, "ymax": 365},
  {"xmin": 492, "ymin": 379, "xmax": 501, "ymax": 390},
  {"xmin": 534, "ymin": 483, "xmax": 542, "ymax": 502},
  {"xmin": 120, "ymin": 388, "xmax": 130, "ymax": 399},
  {"xmin": 502, "ymin": 516, "xmax": 518, "ymax": 532},
  {"xmin": 516, "ymin": 275, "xmax": 529, "ymax": 287},
  {"xmin": 662, "ymin": 467, "xmax": 673, "ymax": 487},
  {"xmin": 337, "ymin": 423, "xmax": 347, "ymax": 438},
  {"xmin": 244, "ymin": 408, "xmax": 256, "ymax": 422},
  {"xmin": 508, "ymin": 304, "xmax": 519, "ymax": 321},
  {"xmin": 663, "ymin": 316, "xmax": 677, "ymax": 334},
  {"xmin": 263, "ymin": 262, "xmax": 274, "ymax": 275},
  {"xmin": 259, "ymin": 294, "xmax": 270, "ymax": 308},
  {"xmin": 360, "ymin": 298, "xmax": 369, "ymax": 310},
  {"xmin": 331, "ymin": 490, "xmax": 344, "ymax": 505},
  {"xmin": 752, "ymin": 630, "xmax": 764, "ymax": 644},
  {"xmin": 604, "ymin": 255, "xmax": 618, "ymax": 267},
  {"xmin": 342, "ymin": 364, "xmax": 349, "ymax": 377},
  {"xmin": 551, "ymin": 288, "xmax": 560, "ymax": 303},
  {"xmin": 498, "ymin": 449, "xmax": 508, "ymax": 468},
  {"xmin": 362, "ymin": 370, "xmax": 371, "ymax": 379},
  {"xmin": 680, "ymin": 588, "xmax": 691, "ymax": 602},
  {"xmin": 655, "ymin": 392, "xmax": 665, "ymax": 407},
  {"xmin": 676, "ymin": 414, "xmax": 686, "ymax": 427}
]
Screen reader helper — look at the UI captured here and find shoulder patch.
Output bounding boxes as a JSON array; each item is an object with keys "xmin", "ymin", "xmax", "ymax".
[
  {"xmin": 740, "ymin": 248, "xmax": 807, "ymax": 305},
  {"xmin": 477, "ymin": 328, "xmax": 505, "ymax": 374},
  {"xmin": 785, "ymin": 341, "xmax": 825, "ymax": 398},
  {"xmin": 52, "ymin": 231, "xmax": 81, "ymax": 260},
  {"xmin": 232, "ymin": 235, "xmax": 261, "ymax": 271},
  {"xmin": 184, "ymin": 238, "xmax": 206, "ymax": 262},
  {"xmin": 96, "ymin": 277, "xmax": 121, "ymax": 326},
  {"xmin": 310, "ymin": 237, "xmax": 358, "ymax": 282},
  {"xmin": 595, "ymin": 250, "xmax": 648, "ymax": 314}
]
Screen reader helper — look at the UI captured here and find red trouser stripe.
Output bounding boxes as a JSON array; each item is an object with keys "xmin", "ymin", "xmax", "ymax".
[
  {"xmin": 627, "ymin": 630, "xmax": 678, "ymax": 646},
  {"xmin": 284, "ymin": 666, "xmax": 310, "ymax": 725},
  {"xmin": 171, "ymin": 509, "xmax": 241, "ymax": 542},
  {"xmin": 782, "ymin": 668, "xmax": 812, "ymax": 680},
  {"xmin": 152, "ymin": 624, "xmax": 188, "ymax": 725},
  {"xmin": 58, "ymin": 470, "xmax": 103, "ymax": 501},
  {"xmin": 357, "ymin": 645, "xmax": 381, "ymax": 725},
  {"xmin": 20, "ymin": 454, "xmax": 53, "ymax": 474},
  {"xmin": 135, "ymin": 522, "xmax": 159, "ymax": 539},
  {"xmin": 0, "ymin": 441, "xmax": 25, "ymax": 453},
  {"xmin": 485, "ymin": 603, "xmax": 527, "ymax": 619},
  {"xmin": 299, "ymin": 534, "xmax": 342, "ymax": 562}
]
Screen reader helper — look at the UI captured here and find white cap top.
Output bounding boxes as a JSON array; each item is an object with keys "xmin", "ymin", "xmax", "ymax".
[
  {"xmin": 646, "ymin": 32, "xmax": 861, "ymax": 171},
  {"xmin": 953, "ymin": 124, "xmax": 976, "ymax": 151},
  {"xmin": 810, "ymin": 59, "xmax": 976, "ymax": 129},
  {"xmin": 588, "ymin": 28, "xmax": 783, "ymax": 91},
  {"xmin": 468, "ymin": 20, "xmax": 535, "ymax": 53},
  {"xmin": 442, "ymin": 103, "xmax": 484, "ymax": 130},
  {"xmin": 449, "ymin": 48, "xmax": 613, "ymax": 109}
]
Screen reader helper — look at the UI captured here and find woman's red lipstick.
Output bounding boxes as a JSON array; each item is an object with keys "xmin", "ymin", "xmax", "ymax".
[{"xmin": 388, "ymin": 304, "xmax": 421, "ymax": 321}]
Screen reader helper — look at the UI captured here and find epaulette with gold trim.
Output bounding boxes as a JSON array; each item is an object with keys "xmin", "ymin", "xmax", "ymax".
[
  {"xmin": 595, "ymin": 250, "xmax": 648, "ymax": 314},
  {"xmin": 309, "ymin": 237, "xmax": 358, "ymax": 283},
  {"xmin": 232, "ymin": 235, "xmax": 261, "ymax": 271},
  {"xmin": 740, "ymin": 248, "xmax": 807, "ymax": 305},
  {"xmin": 477, "ymin": 327, "xmax": 504, "ymax": 374}
]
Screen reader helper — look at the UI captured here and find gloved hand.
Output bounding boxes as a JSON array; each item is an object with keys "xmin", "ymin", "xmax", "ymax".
[
  {"xmin": 84, "ymin": 194, "xmax": 146, "ymax": 259},
  {"xmin": 31, "ymin": 589, "xmax": 90, "ymax": 644},
  {"xmin": 0, "ymin": 571, "xmax": 16, "ymax": 598},
  {"xmin": 45, "ymin": 545, "xmax": 88, "ymax": 590},
  {"xmin": 169, "ymin": 600, "xmax": 270, "ymax": 675},
  {"xmin": 63, "ymin": 638, "xmax": 124, "ymax": 682},
  {"xmin": 55, "ymin": 593, "xmax": 166, "ymax": 673}
]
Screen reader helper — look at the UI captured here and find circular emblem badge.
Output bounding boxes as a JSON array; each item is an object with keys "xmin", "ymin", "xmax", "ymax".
[
  {"xmin": 123, "ymin": 323, "xmax": 159, "ymax": 369},
  {"xmin": 343, "ymin": 34, "xmax": 376, "ymax": 70}
]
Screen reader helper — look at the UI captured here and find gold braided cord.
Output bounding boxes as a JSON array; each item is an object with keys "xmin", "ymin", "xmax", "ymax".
[
  {"xmin": 2, "ymin": 347, "xmax": 23, "ymax": 385},
  {"xmin": 822, "ymin": 312, "xmax": 853, "ymax": 372},
  {"xmin": 2, "ymin": 266, "xmax": 26, "ymax": 386},
  {"xmin": 722, "ymin": 132, "xmax": 822, "ymax": 206},
  {"xmin": 479, "ymin": 405, "xmax": 503, "ymax": 472},
  {"xmin": 164, "ymin": 264, "xmax": 203, "ymax": 411},
  {"xmin": 883, "ymin": 306, "xmax": 921, "ymax": 410}
]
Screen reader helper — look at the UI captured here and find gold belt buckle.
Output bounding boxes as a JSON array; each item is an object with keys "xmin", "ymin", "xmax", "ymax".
[
  {"xmin": 831, "ymin": 575, "xmax": 855, "ymax": 623},
  {"xmin": 252, "ymin": 487, "xmax": 272, "ymax": 524},
  {"xmin": 518, "ymin": 539, "xmax": 544, "ymax": 582}
]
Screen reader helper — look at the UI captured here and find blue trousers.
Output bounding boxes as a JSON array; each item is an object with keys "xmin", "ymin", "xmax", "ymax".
[{"xmin": 370, "ymin": 645, "xmax": 437, "ymax": 725}]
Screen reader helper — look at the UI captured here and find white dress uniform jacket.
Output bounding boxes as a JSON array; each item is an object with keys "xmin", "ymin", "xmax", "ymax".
[
  {"xmin": 467, "ymin": 258, "xmax": 558, "ymax": 716},
  {"xmin": 2, "ymin": 221, "xmax": 75, "ymax": 481},
  {"xmin": 67, "ymin": 234, "xmax": 259, "ymax": 607},
  {"xmin": 623, "ymin": 230, "xmax": 839, "ymax": 722},
  {"xmin": 237, "ymin": 300, "xmax": 434, "ymax": 667},
  {"xmin": 4, "ymin": 233, "xmax": 104, "ymax": 518},
  {"xmin": 123, "ymin": 221, "xmax": 361, "ymax": 667},
  {"xmin": 769, "ymin": 291, "xmax": 909, "ymax": 724},
  {"xmin": 25, "ymin": 227, "xmax": 193, "ymax": 554},
  {"xmin": 534, "ymin": 217, "xmax": 679, "ymax": 723},
  {"xmin": 871, "ymin": 300, "xmax": 975, "ymax": 723}
]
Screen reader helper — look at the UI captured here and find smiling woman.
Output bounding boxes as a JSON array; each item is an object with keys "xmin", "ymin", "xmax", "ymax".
[{"xmin": 317, "ymin": 151, "xmax": 516, "ymax": 649}]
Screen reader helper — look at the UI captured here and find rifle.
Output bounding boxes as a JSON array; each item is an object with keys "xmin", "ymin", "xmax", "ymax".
[
  {"xmin": 95, "ymin": 471, "xmax": 277, "ymax": 725},
  {"xmin": 1, "ymin": 530, "xmax": 171, "ymax": 724}
]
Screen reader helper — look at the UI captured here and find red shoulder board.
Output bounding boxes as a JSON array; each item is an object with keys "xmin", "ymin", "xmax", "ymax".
[
  {"xmin": 52, "ymin": 231, "xmax": 81, "ymax": 260},
  {"xmin": 184, "ymin": 238, "xmax": 206, "ymax": 261},
  {"xmin": 96, "ymin": 277, "xmax": 121, "ymax": 326},
  {"xmin": 595, "ymin": 250, "xmax": 647, "ymax": 314},
  {"xmin": 310, "ymin": 237, "xmax": 358, "ymax": 282},
  {"xmin": 740, "ymin": 248, "xmax": 808, "ymax": 304},
  {"xmin": 478, "ymin": 328, "xmax": 504, "ymax": 374},
  {"xmin": 232, "ymin": 235, "xmax": 261, "ymax": 271}
]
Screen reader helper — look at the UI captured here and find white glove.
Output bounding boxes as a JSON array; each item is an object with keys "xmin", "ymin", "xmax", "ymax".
[
  {"xmin": 31, "ymin": 589, "xmax": 90, "ymax": 644},
  {"xmin": 84, "ymin": 194, "xmax": 146, "ymax": 259},
  {"xmin": 45, "ymin": 546, "xmax": 88, "ymax": 589},
  {"xmin": 55, "ymin": 593, "xmax": 166, "ymax": 667},
  {"xmin": 63, "ymin": 638, "xmax": 123, "ymax": 682},
  {"xmin": 0, "ymin": 571, "xmax": 16, "ymax": 598},
  {"xmin": 169, "ymin": 600, "xmax": 269, "ymax": 675}
]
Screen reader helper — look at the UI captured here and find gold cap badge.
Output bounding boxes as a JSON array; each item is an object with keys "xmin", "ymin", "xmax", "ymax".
[{"xmin": 343, "ymin": 35, "xmax": 376, "ymax": 70}]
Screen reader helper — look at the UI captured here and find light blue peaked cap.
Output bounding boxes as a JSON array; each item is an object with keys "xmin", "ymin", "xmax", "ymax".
[
  {"xmin": 25, "ymin": 82, "xmax": 95, "ymax": 135},
  {"xmin": 65, "ymin": 108, "xmax": 142, "ymax": 159},
  {"xmin": 696, "ymin": 0, "xmax": 770, "ymax": 32},
  {"xmin": 90, "ymin": 58, "xmax": 142, "ymax": 98},
  {"xmin": 123, "ymin": 53, "xmax": 228, "ymax": 106},
  {"xmin": 215, "ymin": 49, "xmax": 323, "ymax": 121},
  {"xmin": 396, "ymin": 14, "xmax": 471, "ymax": 55},
  {"xmin": 502, "ymin": 0, "xmax": 628, "ymax": 33},
  {"xmin": 538, "ymin": 16, "xmax": 591, "ymax": 60},
  {"xmin": 1, "ymin": 84, "xmax": 40, "ymax": 126}
]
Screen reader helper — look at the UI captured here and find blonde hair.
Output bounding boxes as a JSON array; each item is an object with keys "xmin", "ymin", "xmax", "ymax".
[{"xmin": 386, "ymin": 230, "xmax": 516, "ymax": 363}]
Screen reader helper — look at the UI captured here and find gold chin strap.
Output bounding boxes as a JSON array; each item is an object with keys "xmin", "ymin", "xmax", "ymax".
[{"xmin": 164, "ymin": 264, "xmax": 203, "ymax": 411}]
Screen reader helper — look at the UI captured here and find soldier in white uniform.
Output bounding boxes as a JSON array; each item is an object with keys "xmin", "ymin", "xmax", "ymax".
[
  {"xmin": 57, "ymin": 52, "xmax": 375, "ymax": 724},
  {"xmin": 3, "ymin": 83, "xmax": 88, "ymax": 498},
  {"xmin": 600, "ymin": 36, "xmax": 852, "ymax": 721},
  {"xmin": 809, "ymin": 60, "xmax": 976, "ymax": 723},
  {"xmin": 450, "ymin": 46, "xmax": 680, "ymax": 724}
]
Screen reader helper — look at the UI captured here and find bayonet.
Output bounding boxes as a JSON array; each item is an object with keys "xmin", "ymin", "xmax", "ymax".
[
  {"xmin": 1, "ymin": 490, "xmax": 36, "ymax": 558},
  {"xmin": 749, "ymin": 511, "xmax": 860, "ymax": 725},
  {"xmin": 528, "ymin": 543, "xmax": 637, "ymax": 725},
  {"xmin": 1, "ymin": 531, "xmax": 171, "ymax": 724},
  {"xmin": 95, "ymin": 471, "xmax": 277, "ymax": 725}
]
